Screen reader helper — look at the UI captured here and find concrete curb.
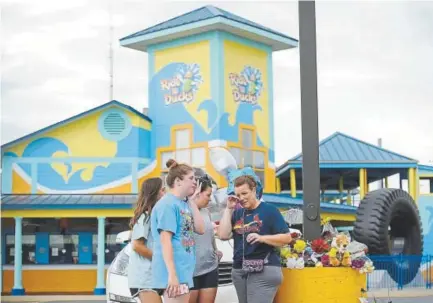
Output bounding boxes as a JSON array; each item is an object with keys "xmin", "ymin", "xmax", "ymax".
[{"xmin": 368, "ymin": 289, "xmax": 433, "ymax": 298}]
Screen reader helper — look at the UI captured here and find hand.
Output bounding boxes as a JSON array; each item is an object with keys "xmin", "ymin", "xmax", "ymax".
[
  {"xmin": 189, "ymin": 180, "xmax": 202, "ymax": 203},
  {"xmin": 246, "ymin": 233, "xmax": 263, "ymax": 244},
  {"xmin": 226, "ymin": 195, "xmax": 239, "ymax": 210},
  {"xmin": 216, "ymin": 250, "xmax": 223, "ymax": 261},
  {"xmin": 166, "ymin": 274, "xmax": 180, "ymax": 298}
]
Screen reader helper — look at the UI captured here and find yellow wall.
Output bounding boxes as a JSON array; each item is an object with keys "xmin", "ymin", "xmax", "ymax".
[
  {"xmin": 223, "ymin": 40, "xmax": 269, "ymax": 147},
  {"xmin": 2, "ymin": 269, "xmax": 107, "ymax": 293},
  {"xmin": 154, "ymin": 40, "xmax": 211, "ymax": 133}
]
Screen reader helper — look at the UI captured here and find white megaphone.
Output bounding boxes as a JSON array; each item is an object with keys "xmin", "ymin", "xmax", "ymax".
[{"xmin": 209, "ymin": 147, "xmax": 238, "ymax": 180}]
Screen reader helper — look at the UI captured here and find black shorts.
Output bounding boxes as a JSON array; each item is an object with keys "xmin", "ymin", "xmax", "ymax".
[
  {"xmin": 129, "ymin": 288, "xmax": 164, "ymax": 298},
  {"xmin": 191, "ymin": 267, "xmax": 219, "ymax": 290}
]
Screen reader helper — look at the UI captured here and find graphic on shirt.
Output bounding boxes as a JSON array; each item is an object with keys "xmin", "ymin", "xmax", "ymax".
[
  {"xmin": 180, "ymin": 209, "xmax": 195, "ymax": 253},
  {"xmin": 234, "ymin": 214, "xmax": 263, "ymax": 234}
]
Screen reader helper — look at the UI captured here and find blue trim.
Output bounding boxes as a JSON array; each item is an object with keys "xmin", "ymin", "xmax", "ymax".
[
  {"xmin": 13, "ymin": 217, "xmax": 23, "ymax": 291},
  {"xmin": 35, "ymin": 232, "xmax": 49, "ymax": 264},
  {"xmin": 1, "ymin": 100, "xmax": 152, "ymax": 150},
  {"xmin": 1, "ymin": 204, "xmax": 134, "ymax": 210},
  {"xmin": 2, "ymin": 156, "xmax": 13, "ymax": 194},
  {"xmin": 148, "ymin": 50, "xmax": 155, "ymax": 85},
  {"xmin": 94, "ymin": 288, "xmax": 106, "ymax": 295},
  {"xmin": 147, "ymin": 31, "xmax": 213, "ymax": 53},
  {"xmin": 95, "ymin": 217, "xmax": 105, "ymax": 291},
  {"xmin": 12, "ymin": 288, "xmax": 25, "ymax": 296},
  {"xmin": 267, "ymin": 50, "xmax": 274, "ymax": 161}
]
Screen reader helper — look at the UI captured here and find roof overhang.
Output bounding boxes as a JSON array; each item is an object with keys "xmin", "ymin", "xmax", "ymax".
[
  {"xmin": 120, "ymin": 16, "xmax": 298, "ymax": 52},
  {"xmin": 277, "ymin": 161, "xmax": 419, "ymax": 177}
]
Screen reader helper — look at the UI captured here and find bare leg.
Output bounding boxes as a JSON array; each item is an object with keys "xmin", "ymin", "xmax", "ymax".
[
  {"xmin": 139, "ymin": 291, "xmax": 163, "ymax": 303},
  {"xmin": 163, "ymin": 292, "xmax": 191, "ymax": 303},
  {"xmin": 197, "ymin": 288, "xmax": 217, "ymax": 303},
  {"xmin": 188, "ymin": 290, "xmax": 199, "ymax": 303}
]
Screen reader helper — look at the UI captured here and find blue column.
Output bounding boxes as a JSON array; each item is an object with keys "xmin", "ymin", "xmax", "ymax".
[
  {"xmin": 1, "ymin": 233, "xmax": 3, "ymax": 293},
  {"xmin": 94, "ymin": 217, "xmax": 106, "ymax": 295},
  {"xmin": 12, "ymin": 217, "xmax": 25, "ymax": 295}
]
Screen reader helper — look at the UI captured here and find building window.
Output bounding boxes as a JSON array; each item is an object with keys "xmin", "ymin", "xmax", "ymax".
[
  {"xmin": 229, "ymin": 128, "xmax": 266, "ymax": 187},
  {"xmin": 160, "ymin": 128, "xmax": 206, "ymax": 177},
  {"xmin": 49, "ymin": 234, "xmax": 79, "ymax": 264},
  {"xmin": 5, "ymin": 234, "xmax": 36, "ymax": 265}
]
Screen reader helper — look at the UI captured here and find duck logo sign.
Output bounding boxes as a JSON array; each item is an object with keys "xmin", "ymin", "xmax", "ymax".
[
  {"xmin": 160, "ymin": 63, "xmax": 203, "ymax": 105},
  {"xmin": 229, "ymin": 66, "xmax": 263, "ymax": 105}
]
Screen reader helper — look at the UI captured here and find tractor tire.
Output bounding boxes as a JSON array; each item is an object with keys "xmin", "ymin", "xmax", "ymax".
[{"xmin": 353, "ymin": 188, "xmax": 423, "ymax": 285}]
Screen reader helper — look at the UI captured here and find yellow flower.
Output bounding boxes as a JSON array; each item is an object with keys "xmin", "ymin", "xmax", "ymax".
[{"xmin": 293, "ymin": 240, "xmax": 306, "ymax": 253}]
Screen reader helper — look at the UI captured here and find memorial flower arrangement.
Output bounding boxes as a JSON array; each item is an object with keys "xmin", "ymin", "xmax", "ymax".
[{"xmin": 279, "ymin": 217, "xmax": 375, "ymax": 274}]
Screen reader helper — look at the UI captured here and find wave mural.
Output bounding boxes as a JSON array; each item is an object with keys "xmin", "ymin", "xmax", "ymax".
[{"xmin": 6, "ymin": 122, "xmax": 152, "ymax": 192}]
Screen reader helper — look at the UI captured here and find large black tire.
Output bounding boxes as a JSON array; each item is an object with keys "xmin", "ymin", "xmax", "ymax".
[{"xmin": 353, "ymin": 188, "xmax": 423, "ymax": 285}]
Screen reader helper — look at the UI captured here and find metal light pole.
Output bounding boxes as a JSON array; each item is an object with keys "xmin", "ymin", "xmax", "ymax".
[{"xmin": 298, "ymin": 0, "xmax": 321, "ymax": 240}]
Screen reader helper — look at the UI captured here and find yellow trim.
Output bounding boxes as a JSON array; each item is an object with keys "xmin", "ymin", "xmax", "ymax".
[
  {"xmin": 226, "ymin": 124, "xmax": 271, "ymax": 191},
  {"xmin": 1, "ymin": 209, "xmax": 133, "ymax": 218},
  {"xmin": 408, "ymin": 167, "xmax": 417, "ymax": 201},
  {"xmin": 322, "ymin": 212, "xmax": 356, "ymax": 222},
  {"xmin": 419, "ymin": 174, "xmax": 433, "ymax": 178},
  {"xmin": 276, "ymin": 177, "xmax": 281, "ymax": 193},
  {"xmin": 420, "ymin": 193, "xmax": 433, "ymax": 196},
  {"xmin": 290, "ymin": 169, "xmax": 296, "ymax": 198},
  {"xmin": 346, "ymin": 190, "xmax": 352, "ymax": 206},
  {"xmin": 359, "ymin": 169, "xmax": 366, "ymax": 200}
]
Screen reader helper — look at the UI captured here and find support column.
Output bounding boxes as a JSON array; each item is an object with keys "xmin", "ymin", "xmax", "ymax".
[
  {"xmin": 94, "ymin": 217, "xmax": 106, "ymax": 295},
  {"xmin": 290, "ymin": 169, "xmax": 297, "ymax": 198},
  {"xmin": 408, "ymin": 167, "xmax": 416, "ymax": 201},
  {"xmin": 384, "ymin": 177, "xmax": 389, "ymax": 188},
  {"xmin": 12, "ymin": 217, "xmax": 25, "ymax": 295},
  {"xmin": 276, "ymin": 178, "xmax": 281, "ymax": 193},
  {"xmin": 346, "ymin": 190, "xmax": 352, "ymax": 205},
  {"xmin": 430, "ymin": 179, "xmax": 433, "ymax": 193},
  {"xmin": 359, "ymin": 169, "xmax": 366, "ymax": 200},
  {"xmin": 338, "ymin": 176, "xmax": 344, "ymax": 203}
]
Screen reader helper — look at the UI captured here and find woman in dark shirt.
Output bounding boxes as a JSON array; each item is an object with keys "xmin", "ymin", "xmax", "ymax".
[{"xmin": 218, "ymin": 173, "xmax": 292, "ymax": 303}]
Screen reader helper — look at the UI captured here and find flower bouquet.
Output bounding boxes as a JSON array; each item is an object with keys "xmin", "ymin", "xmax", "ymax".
[{"xmin": 279, "ymin": 217, "xmax": 375, "ymax": 274}]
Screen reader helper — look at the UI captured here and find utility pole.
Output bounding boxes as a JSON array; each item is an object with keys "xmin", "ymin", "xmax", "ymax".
[
  {"xmin": 108, "ymin": 0, "xmax": 114, "ymax": 101},
  {"xmin": 298, "ymin": 0, "xmax": 321, "ymax": 240}
]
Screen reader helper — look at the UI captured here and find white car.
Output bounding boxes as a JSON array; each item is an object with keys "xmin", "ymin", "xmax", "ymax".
[{"xmin": 106, "ymin": 231, "xmax": 237, "ymax": 303}]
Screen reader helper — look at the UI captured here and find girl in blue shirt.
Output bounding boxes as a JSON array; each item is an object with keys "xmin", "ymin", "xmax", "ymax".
[
  {"xmin": 128, "ymin": 177, "xmax": 165, "ymax": 303},
  {"xmin": 151, "ymin": 159, "xmax": 205, "ymax": 302}
]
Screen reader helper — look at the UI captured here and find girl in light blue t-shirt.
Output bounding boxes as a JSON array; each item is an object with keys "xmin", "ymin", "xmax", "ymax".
[
  {"xmin": 151, "ymin": 159, "xmax": 205, "ymax": 303},
  {"xmin": 128, "ymin": 177, "xmax": 165, "ymax": 303}
]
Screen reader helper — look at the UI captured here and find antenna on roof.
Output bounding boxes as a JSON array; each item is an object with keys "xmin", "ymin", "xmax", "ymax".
[{"xmin": 108, "ymin": 0, "xmax": 114, "ymax": 101}]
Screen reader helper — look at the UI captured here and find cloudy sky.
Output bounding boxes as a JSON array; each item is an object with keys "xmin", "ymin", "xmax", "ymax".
[{"xmin": 2, "ymin": 0, "xmax": 433, "ymax": 166}]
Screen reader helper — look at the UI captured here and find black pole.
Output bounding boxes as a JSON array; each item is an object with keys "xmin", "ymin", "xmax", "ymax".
[{"xmin": 298, "ymin": 0, "xmax": 321, "ymax": 240}]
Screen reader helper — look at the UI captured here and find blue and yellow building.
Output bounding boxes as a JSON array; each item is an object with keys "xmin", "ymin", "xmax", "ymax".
[{"xmin": 1, "ymin": 5, "xmax": 432, "ymax": 295}]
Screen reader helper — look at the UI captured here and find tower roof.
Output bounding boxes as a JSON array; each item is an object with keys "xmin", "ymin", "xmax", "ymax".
[{"xmin": 120, "ymin": 5, "xmax": 298, "ymax": 52}]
